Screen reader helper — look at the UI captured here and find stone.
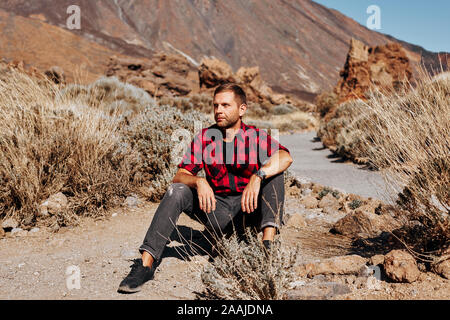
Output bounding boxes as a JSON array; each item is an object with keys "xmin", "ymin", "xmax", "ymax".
[
  {"xmin": 432, "ymin": 258, "xmax": 450, "ymax": 280},
  {"xmin": 295, "ymin": 255, "xmax": 368, "ymax": 278},
  {"xmin": 311, "ymin": 183, "xmax": 325, "ymax": 194},
  {"xmin": 330, "ymin": 210, "xmax": 401, "ymax": 238},
  {"xmin": 300, "ymin": 195, "xmax": 319, "ymax": 209},
  {"xmin": 123, "ymin": 195, "xmax": 141, "ymax": 208},
  {"xmin": 318, "ymin": 193, "xmax": 340, "ymax": 213},
  {"xmin": 39, "ymin": 192, "xmax": 68, "ymax": 216},
  {"xmin": 2, "ymin": 218, "xmax": 19, "ymax": 231},
  {"xmin": 11, "ymin": 228, "xmax": 28, "ymax": 237},
  {"xmin": 286, "ymin": 213, "xmax": 307, "ymax": 228},
  {"xmin": 198, "ymin": 58, "xmax": 235, "ymax": 88},
  {"xmin": 355, "ymin": 199, "xmax": 383, "ymax": 215},
  {"xmin": 383, "ymin": 250, "xmax": 420, "ymax": 283},
  {"xmin": 370, "ymin": 254, "xmax": 385, "ymax": 266}
]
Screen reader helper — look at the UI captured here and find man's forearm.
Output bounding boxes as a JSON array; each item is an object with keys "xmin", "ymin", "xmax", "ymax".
[
  {"xmin": 259, "ymin": 150, "xmax": 293, "ymax": 179},
  {"xmin": 172, "ymin": 171, "xmax": 204, "ymax": 189}
]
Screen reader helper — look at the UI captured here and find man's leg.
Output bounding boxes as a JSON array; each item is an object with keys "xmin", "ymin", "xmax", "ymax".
[
  {"xmin": 246, "ymin": 172, "xmax": 285, "ymax": 243},
  {"xmin": 138, "ymin": 183, "xmax": 199, "ymax": 267},
  {"xmin": 119, "ymin": 183, "xmax": 198, "ymax": 293}
]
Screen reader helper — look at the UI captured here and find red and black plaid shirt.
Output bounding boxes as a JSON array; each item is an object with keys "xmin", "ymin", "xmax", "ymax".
[{"xmin": 177, "ymin": 121, "xmax": 290, "ymax": 195}]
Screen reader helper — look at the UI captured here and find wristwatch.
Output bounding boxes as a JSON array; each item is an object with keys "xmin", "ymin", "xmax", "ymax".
[{"xmin": 255, "ymin": 168, "xmax": 267, "ymax": 181}]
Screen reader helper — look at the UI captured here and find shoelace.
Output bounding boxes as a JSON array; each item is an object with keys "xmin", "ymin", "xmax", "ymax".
[{"xmin": 128, "ymin": 262, "xmax": 147, "ymax": 277}]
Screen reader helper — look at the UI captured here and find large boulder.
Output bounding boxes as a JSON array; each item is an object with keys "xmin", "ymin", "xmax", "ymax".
[
  {"xmin": 198, "ymin": 58, "xmax": 307, "ymax": 109},
  {"xmin": 198, "ymin": 58, "xmax": 235, "ymax": 88},
  {"xmin": 334, "ymin": 38, "xmax": 413, "ymax": 104},
  {"xmin": 106, "ymin": 52, "xmax": 199, "ymax": 97},
  {"xmin": 383, "ymin": 250, "xmax": 420, "ymax": 283}
]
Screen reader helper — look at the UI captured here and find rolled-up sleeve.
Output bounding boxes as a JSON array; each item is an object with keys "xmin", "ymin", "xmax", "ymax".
[{"xmin": 177, "ymin": 131, "xmax": 204, "ymax": 175}]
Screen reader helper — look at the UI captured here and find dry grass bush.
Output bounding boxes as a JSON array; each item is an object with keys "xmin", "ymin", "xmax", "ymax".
[
  {"xmin": 345, "ymin": 70, "xmax": 449, "ymax": 260},
  {"xmin": 121, "ymin": 104, "xmax": 212, "ymax": 200},
  {"xmin": 0, "ymin": 69, "xmax": 211, "ymax": 227},
  {"xmin": 201, "ymin": 230, "xmax": 299, "ymax": 300},
  {"xmin": 61, "ymin": 76, "xmax": 155, "ymax": 119},
  {"xmin": 0, "ymin": 70, "xmax": 137, "ymax": 227},
  {"xmin": 315, "ymin": 91, "xmax": 338, "ymax": 117},
  {"xmin": 158, "ymin": 93, "xmax": 213, "ymax": 114}
]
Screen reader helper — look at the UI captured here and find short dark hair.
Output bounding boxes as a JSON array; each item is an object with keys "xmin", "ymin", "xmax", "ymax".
[{"xmin": 213, "ymin": 83, "xmax": 247, "ymax": 106}]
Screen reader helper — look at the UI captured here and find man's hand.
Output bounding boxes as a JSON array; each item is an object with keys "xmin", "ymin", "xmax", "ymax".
[
  {"xmin": 241, "ymin": 174, "xmax": 262, "ymax": 213},
  {"xmin": 196, "ymin": 178, "xmax": 216, "ymax": 214}
]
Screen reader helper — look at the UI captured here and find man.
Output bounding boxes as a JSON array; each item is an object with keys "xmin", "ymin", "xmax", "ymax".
[{"xmin": 118, "ymin": 83, "xmax": 293, "ymax": 293}]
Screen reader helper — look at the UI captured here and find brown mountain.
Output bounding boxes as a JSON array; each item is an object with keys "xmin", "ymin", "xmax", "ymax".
[{"xmin": 0, "ymin": 0, "xmax": 447, "ymax": 100}]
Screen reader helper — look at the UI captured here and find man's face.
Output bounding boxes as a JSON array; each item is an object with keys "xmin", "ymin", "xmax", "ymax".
[{"xmin": 213, "ymin": 91, "xmax": 246, "ymax": 129}]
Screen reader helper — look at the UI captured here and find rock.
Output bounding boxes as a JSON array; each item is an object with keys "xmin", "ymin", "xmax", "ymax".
[
  {"xmin": 11, "ymin": 228, "xmax": 28, "ymax": 237},
  {"xmin": 330, "ymin": 210, "xmax": 400, "ymax": 238},
  {"xmin": 355, "ymin": 199, "xmax": 383, "ymax": 215},
  {"xmin": 300, "ymin": 195, "xmax": 319, "ymax": 209},
  {"xmin": 2, "ymin": 217, "xmax": 19, "ymax": 231},
  {"xmin": 335, "ymin": 39, "xmax": 413, "ymax": 103},
  {"xmin": 311, "ymin": 183, "xmax": 325, "ymax": 194},
  {"xmin": 345, "ymin": 193, "xmax": 365, "ymax": 203},
  {"xmin": 370, "ymin": 254, "xmax": 385, "ymax": 266},
  {"xmin": 123, "ymin": 195, "xmax": 141, "ymax": 208},
  {"xmin": 198, "ymin": 58, "xmax": 235, "ymax": 88},
  {"xmin": 318, "ymin": 193, "xmax": 340, "ymax": 213},
  {"xmin": 383, "ymin": 250, "xmax": 420, "ymax": 283},
  {"xmin": 29, "ymin": 227, "xmax": 40, "ymax": 234},
  {"xmin": 286, "ymin": 213, "xmax": 307, "ymax": 228},
  {"xmin": 106, "ymin": 52, "xmax": 197, "ymax": 98},
  {"xmin": 295, "ymin": 255, "xmax": 368, "ymax": 278},
  {"xmin": 432, "ymin": 258, "xmax": 450, "ymax": 280},
  {"xmin": 39, "ymin": 192, "xmax": 68, "ymax": 216}
]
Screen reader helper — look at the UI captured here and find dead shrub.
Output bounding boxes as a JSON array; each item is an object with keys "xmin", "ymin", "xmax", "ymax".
[
  {"xmin": 201, "ymin": 229, "xmax": 299, "ymax": 300},
  {"xmin": 347, "ymin": 69, "xmax": 449, "ymax": 259}
]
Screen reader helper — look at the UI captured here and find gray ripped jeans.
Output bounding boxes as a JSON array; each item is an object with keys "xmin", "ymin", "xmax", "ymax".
[{"xmin": 139, "ymin": 172, "xmax": 285, "ymax": 261}]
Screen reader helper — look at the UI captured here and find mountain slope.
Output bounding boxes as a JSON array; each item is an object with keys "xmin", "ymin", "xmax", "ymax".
[{"xmin": 0, "ymin": 0, "xmax": 447, "ymax": 99}]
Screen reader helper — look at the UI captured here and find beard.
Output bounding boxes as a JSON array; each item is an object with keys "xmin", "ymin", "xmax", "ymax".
[{"xmin": 216, "ymin": 114, "xmax": 240, "ymax": 129}]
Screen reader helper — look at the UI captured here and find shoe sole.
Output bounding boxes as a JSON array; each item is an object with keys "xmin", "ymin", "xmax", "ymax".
[{"xmin": 117, "ymin": 284, "xmax": 143, "ymax": 294}]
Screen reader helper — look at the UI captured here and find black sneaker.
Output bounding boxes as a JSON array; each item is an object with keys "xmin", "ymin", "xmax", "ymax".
[{"xmin": 117, "ymin": 259, "xmax": 156, "ymax": 293}]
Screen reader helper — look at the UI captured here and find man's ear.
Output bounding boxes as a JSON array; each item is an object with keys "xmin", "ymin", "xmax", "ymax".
[{"xmin": 239, "ymin": 103, "xmax": 247, "ymax": 117}]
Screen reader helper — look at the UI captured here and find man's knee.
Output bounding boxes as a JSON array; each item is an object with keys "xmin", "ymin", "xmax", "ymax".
[{"xmin": 166, "ymin": 183, "xmax": 192, "ymax": 202}]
